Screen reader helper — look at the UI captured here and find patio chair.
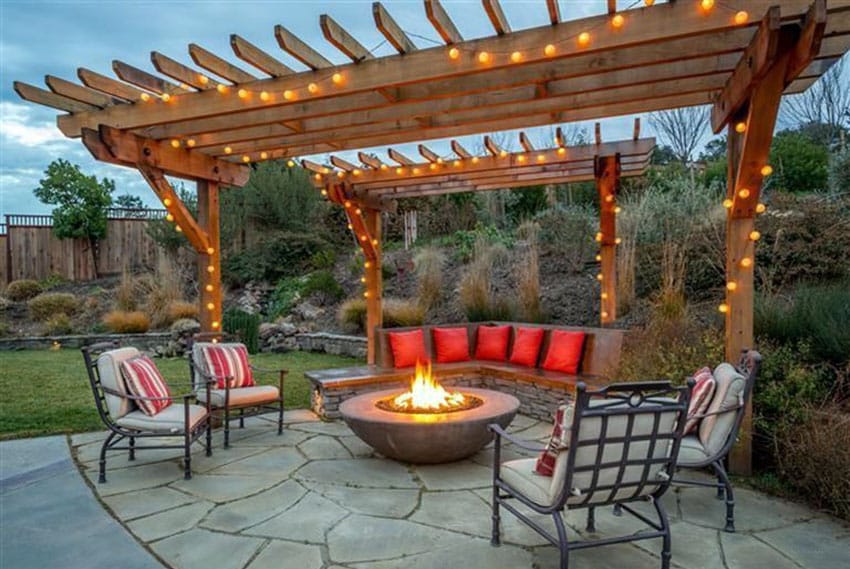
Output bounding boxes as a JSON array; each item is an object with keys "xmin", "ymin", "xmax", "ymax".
[
  {"xmin": 81, "ymin": 342, "xmax": 212, "ymax": 483},
  {"xmin": 489, "ymin": 381, "xmax": 692, "ymax": 569},
  {"xmin": 187, "ymin": 333, "xmax": 286, "ymax": 448},
  {"xmin": 671, "ymin": 350, "xmax": 762, "ymax": 533}
]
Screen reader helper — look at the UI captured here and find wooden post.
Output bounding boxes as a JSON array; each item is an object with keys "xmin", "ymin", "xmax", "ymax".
[
  {"xmin": 596, "ymin": 155, "xmax": 620, "ymax": 325},
  {"xmin": 196, "ymin": 180, "xmax": 222, "ymax": 334},
  {"xmin": 364, "ymin": 208, "xmax": 383, "ymax": 364}
]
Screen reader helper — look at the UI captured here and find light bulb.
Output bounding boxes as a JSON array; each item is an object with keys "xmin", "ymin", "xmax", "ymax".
[
  {"xmin": 478, "ymin": 51, "xmax": 491, "ymax": 64},
  {"xmin": 612, "ymin": 14, "xmax": 625, "ymax": 28},
  {"xmin": 701, "ymin": 0, "xmax": 715, "ymax": 12},
  {"xmin": 595, "ymin": 254, "xmax": 602, "ymax": 261},
  {"xmin": 471, "ymin": 157, "xmax": 479, "ymax": 164},
  {"xmin": 260, "ymin": 152, "xmax": 268, "ymax": 160},
  {"xmin": 308, "ymin": 82, "xmax": 319, "ymax": 94},
  {"xmin": 601, "ymin": 311, "xmax": 609, "ymax": 319},
  {"xmin": 287, "ymin": 160, "xmax": 295, "ymax": 167},
  {"xmin": 448, "ymin": 47, "xmax": 460, "ymax": 60},
  {"xmin": 260, "ymin": 91, "xmax": 270, "ymax": 101},
  {"xmin": 597, "ymin": 273, "xmax": 604, "ymax": 281},
  {"xmin": 206, "ymin": 247, "xmax": 215, "ymax": 255},
  {"xmin": 517, "ymin": 154, "xmax": 526, "ymax": 163},
  {"xmin": 216, "ymin": 84, "xmax": 228, "ymax": 94},
  {"xmin": 212, "ymin": 321, "xmax": 220, "ymax": 329},
  {"xmin": 595, "ymin": 232, "xmax": 603, "ymax": 242},
  {"xmin": 557, "ymin": 147, "xmax": 566, "ymax": 156},
  {"xmin": 364, "ymin": 261, "xmax": 372, "ymax": 269},
  {"xmin": 170, "ymin": 139, "xmax": 180, "ymax": 148},
  {"xmin": 735, "ymin": 122, "xmax": 747, "ymax": 133},
  {"xmin": 740, "ymin": 257, "xmax": 752, "ymax": 268},
  {"xmin": 284, "ymin": 89, "xmax": 295, "ymax": 101},
  {"xmin": 756, "ymin": 203, "xmax": 767, "ymax": 214},
  {"xmin": 140, "ymin": 92, "xmax": 151, "ymax": 102},
  {"xmin": 734, "ymin": 10, "xmax": 748, "ymax": 24},
  {"xmin": 644, "ymin": 0, "xmax": 655, "ymax": 5},
  {"xmin": 537, "ymin": 154, "xmax": 545, "ymax": 163},
  {"xmin": 332, "ymin": 73, "xmax": 343, "ymax": 85},
  {"xmin": 237, "ymin": 88, "xmax": 248, "ymax": 99},
  {"xmin": 578, "ymin": 32, "xmax": 590, "ymax": 47},
  {"xmin": 615, "ymin": 237, "xmax": 622, "ymax": 245},
  {"xmin": 718, "ymin": 303, "xmax": 729, "ymax": 313},
  {"xmin": 453, "ymin": 160, "xmax": 461, "ymax": 167},
  {"xmin": 723, "ymin": 198, "xmax": 733, "ymax": 208},
  {"xmin": 166, "ymin": 213, "xmax": 174, "ymax": 222},
  {"xmin": 614, "ymin": 206, "xmax": 622, "ymax": 213},
  {"xmin": 205, "ymin": 284, "xmax": 214, "ymax": 292},
  {"xmin": 727, "ymin": 282, "xmax": 737, "ymax": 291},
  {"xmin": 761, "ymin": 165, "xmax": 773, "ymax": 176},
  {"xmin": 187, "ymin": 139, "xmax": 196, "ymax": 147},
  {"xmin": 160, "ymin": 93, "xmax": 171, "ymax": 102},
  {"xmin": 511, "ymin": 51, "xmax": 522, "ymax": 63},
  {"xmin": 242, "ymin": 155, "xmax": 251, "ymax": 163},
  {"xmin": 224, "ymin": 146, "xmax": 232, "ymax": 154},
  {"xmin": 198, "ymin": 74, "xmax": 209, "ymax": 85},
  {"xmin": 499, "ymin": 150, "xmax": 508, "ymax": 158},
  {"xmin": 207, "ymin": 265, "xmax": 215, "ymax": 273},
  {"xmin": 605, "ymin": 195, "xmax": 614, "ymax": 203},
  {"xmin": 163, "ymin": 198, "xmax": 172, "ymax": 206},
  {"xmin": 544, "ymin": 44, "xmax": 556, "ymax": 57},
  {"xmin": 749, "ymin": 231, "xmax": 761, "ymax": 241},
  {"xmin": 175, "ymin": 225, "xmax": 182, "ymax": 233},
  {"xmin": 363, "ymin": 291, "xmax": 370, "ymax": 298},
  {"xmin": 601, "ymin": 292, "xmax": 608, "ymax": 300},
  {"xmin": 738, "ymin": 188, "xmax": 750, "ymax": 199},
  {"xmin": 207, "ymin": 302, "xmax": 214, "ymax": 311}
]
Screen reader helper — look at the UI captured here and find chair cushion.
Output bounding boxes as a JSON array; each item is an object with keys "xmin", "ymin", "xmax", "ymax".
[
  {"xmin": 119, "ymin": 355, "xmax": 172, "ymax": 416},
  {"xmin": 508, "ymin": 327, "xmax": 545, "ymax": 367},
  {"xmin": 388, "ymin": 329, "xmax": 428, "ymax": 368},
  {"xmin": 534, "ymin": 403, "xmax": 574, "ymax": 476},
  {"xmin": 196, "ymin": 385, "xmax": 280, "ymax": 408},
  {"xmin": 501, "ymin": 458, "xmax": 552, "ymax": 506},
  {"xmin": 475, "ymin": 325, "xmax": 511, "ymax": 361},
  {"xmin": 198, "ymin": 343, "xmax": 255, "ymax": 389},
  {"xmin": 116, "ymin": 404, "xmax": 208, "ymax": 434},
  {"xmin": 699, "ymin": 363, "xmax": 746, "ymax": 456},
  {"xmin": 541, "ymin": 330, "xmax": 586, "ymax": 374},
  {"xmin": 676, "ymin": 435, "xmax": 712, "ymax": 467},
  {"xmin": 684, "ymin": 367, "xmax": 716, "ymax": 434},
  {"xmin": 432, "ymin": 327, "xmax": 471, "ymax": 363},
  {"xmin": 97, "ymin": 347, "xmax": 140, "ymax": 419}
]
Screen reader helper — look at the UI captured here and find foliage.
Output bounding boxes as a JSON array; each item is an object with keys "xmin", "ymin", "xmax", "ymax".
[
  {"xmin": 223, "ymin": 231, "xmax": 328, "ymax": 286},
  {"xmin": 28, "ymin": 293, "xmax": 79, "ymax": 321},
  {"xmin": 413, "ymin": 246, "xmax": 445, "ymax": 311},
  {"xmin": 0, "ymin": 349, "xmax": 359, "ymax": 439},
  {"xmin": 301, "ymin": 270, "xmax": 345, "ymax": 304},
  {"xmin": 0, "ymin": 321, "xmax": 9, "ymax": 337},
  {"xmin": 755, "ymin": 284, "xmax": 850, "ymax": 365},
  {"xmin": 32, "ymin": 159, "xmax": 115, "ymax": 247},
  {"xmin": 310, "ymin": 249, "xmax": 337, "ymax": 270},
  {"xmin": 458, "ymin": 236, "xmax": 513, "ymax": 322},
  {"xmin": 515, "ymin": 221, "xmax": 546, "ymax": 323},
  {"xmin": 382, "ymin": 298, "xmax": 426, "ymax": 328},
  {"xmin": 102, "ymin": 311, "xmax": 151, "ymax": 334},
  {"xmin": 768, "ymin": 130, "xmax": 830, "ymax": 193},
  {"xmin": 829, "ymin": 148, "xmax": 850, "ymax": 193},
  {"xmin": 145, "ymin": 184, "xmax": 196, "ymax": 254},
  {"xmin": 268, "ymin": 276, "xmax": 306, "ymax": 320},
  {"xmin": 440, "ymin": 223, "xmax": 514, "ymax": 263},
  {"xmin": 223, "ymin": 308, "xmax": 261, "ymax": 354},
  {"xmin": 39, "ymin": 274, "xmax": 67, "ymax": 291},
  {"xmin": 44, "ymin": 314, "xmax": 73, "ymax": 336},
  {"xmin": 4, "ymin": 280, "xmax": 43, "ymax": 302},
  {"xmin": 533, "ymin": 205, "xmax": 596, "ymax": 273},
  {"xmin": 338, "ymin": 298, "xmax": 367, "ymax": 332},
  {"xmin": 165, "ymin": 301, "xmax": 199, "ymax": 324},
  {"xmin": 113, "ymin": 194, "xmax": 145, "ymax": 210},
  {"xmin": 503, "ymin": 187, "xmax": 548, "ymax": 224}
]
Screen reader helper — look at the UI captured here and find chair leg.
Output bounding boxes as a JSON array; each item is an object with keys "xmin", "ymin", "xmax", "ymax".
[
  {"xmin": 586, "ymin": 506, "xmax": 596, "ymax": 533},
  {"xmin": 613, "ymin": 503, "xmax": 623, "ymax": 517},
  {"xmin": 183, "ymin": 429, "xmax": 192, "ymax": 480},
  {"xmin": 239, "ymin": 412, "xmax": 244, "ymax": 429},
  {"xmin": 278, "ymin": 399, "xmax": 284, "ymax": 435},
  {"xmin": 652, "ymin": 497, "xmax": 672, "ymax": 569},
  {"xmin": 224, "ymin": 406, "xmax": 231, "ymax": 449},
  {"xmin": 128, "ymin": 436, "xmax": 135, "ymax": 461},
  {"xmin": 205, "ymin": 418, "xmax": 213, "ymax": 457},
  {"xmin": 490, "ymin": 487, "xmax": 501, "ymax": 546},
  {"xmin": 716, "ymin": 471, "xmax": 726, "ymax": 500},
  {"xmin": 98, "ymin": 432, "xmax": 116, "ymax": 483},
  {"xmin": 712, "ymin": 461, "xmax": 735, "ymax": 532},
  {"xmin": 553, "ymin": 511, "xmax": 570, "ymax": 569}
]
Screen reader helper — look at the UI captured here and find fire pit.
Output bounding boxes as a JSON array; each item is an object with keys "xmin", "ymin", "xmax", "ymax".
[{"xmin": 340, "ymin": 362, "xmax": 520, "ymax": 464}]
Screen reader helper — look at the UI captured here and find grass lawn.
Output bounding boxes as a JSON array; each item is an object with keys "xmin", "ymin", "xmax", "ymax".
[{"xmin": 0, "ymin": 349, "xmax": 361, "ymax": 440}]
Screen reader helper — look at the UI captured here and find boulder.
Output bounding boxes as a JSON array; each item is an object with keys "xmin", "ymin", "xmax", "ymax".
[{"xmin": 293, "ymin": 301, "xmax": 324, "ymax": 322}]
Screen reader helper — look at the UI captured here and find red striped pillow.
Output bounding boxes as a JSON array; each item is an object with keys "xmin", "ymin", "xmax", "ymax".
[
  {"xmin": 120, "ymin": 355, "xmax": 172, "ymax": 416},
  {"xmin": 200, "ymin": 344, "xmax": 255, "ymax": 389},
  {"xmin": 534, "ymin": 404, "xmax": 574, "ymax": 477},
  {"xmin": 684, "ymin": 367, "xmax": 716, "ymax": 435}
]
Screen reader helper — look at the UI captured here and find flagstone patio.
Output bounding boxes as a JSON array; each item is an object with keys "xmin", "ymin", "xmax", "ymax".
[{"xmin": 69, "ymin": 411, "xmax": 849, "ymax": 569}]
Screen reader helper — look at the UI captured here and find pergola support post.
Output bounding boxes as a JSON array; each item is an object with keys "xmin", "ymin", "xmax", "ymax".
[
  {"xmin": 595, "ymin": 155, "xmax": 620, "ymax": 325},
  {"xmin": 197, "ymin": 181, "xmax": 222, "ymax": 334},
  {"xmin": 364, "ymin": 208, "xmax": 383, "ymax": 364}
]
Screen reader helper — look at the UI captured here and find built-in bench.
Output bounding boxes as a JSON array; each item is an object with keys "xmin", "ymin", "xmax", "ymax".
[{"xmin": 306, "ymin": 322, "xmax": 625, "ymax": 420}]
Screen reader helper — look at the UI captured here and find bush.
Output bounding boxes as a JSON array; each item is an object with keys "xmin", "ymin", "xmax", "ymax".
[
  {"xmin": 769, "ymin": 130, "xmax": 829, "ymax": 193},
  {"xmin": 268, "ymin": 276, "xmax": 305, "ymax": 320},
  {"xmin": 301, "ymin": 270, "xmax": 344, "ymax": 304},
  {"xmin": 413, "ymin": 246, "xmax": 444, "ymax": 311},
  {"xmin": 0, "ymin": 321, "xmax": 11, "ymax": 337},
  {"xmin": 5, "ymin": 280, "xmax": 42, "ymax": 302},
  {"xmin": 223, "ymin": 308, "xmax": 260, "ymax": 354},
  {"xmin": 382, "ymin": 298, "xmax": 426, "ymax": 328},
  {"xmin": 165, "ymin": 301, "xmax": 199, "ymax": 324},
  {"xmin": 44, "ymin": 314, "xmax": 73, "ymax": 336},
  {"xmin": 39, "ymin": 273, "xmax": 67, "ymax": 291},
  {"xmin": 775, "ymin": 406, "xmax": 850, "ymax": 521},
  {"xmin": 338, "ymin": 298, "xmax": 367, "ymax": 332},
  {"xmin": 103, "ymin": 311, "xmax": 151, "ymax": 333},
  {"xmin": 458, "ymin": 237, "xmax": 513, "ymax": 322},
  {"xmin": 534, "ymin": 205, "xmax": 596, "ymax": 272},
  {"xmin": 223, "ymin": 231, "xmax": 329, "ymax": 286},
  {"xmin": 516, "ymin": 221, "xmax": 546, "ymax": 323},
  {"xmin": 28, "ymin": 293, "xmax": 79, "ymax": 321}
]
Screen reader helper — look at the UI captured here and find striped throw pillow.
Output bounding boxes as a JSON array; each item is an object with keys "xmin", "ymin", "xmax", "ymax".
[
  {"xmin": 200, "ymin": 344, "xmax": 255, "ymax": 389},
  {"xmin": 534, "ymin": 403, "xmax": 574, "ymax": 477},
  {"xmin": 120, "ymin": 355, "xmax": 172, "ymax": 416},
  {"xmin": 684, "ymin": 367, "xmax": 716, "ymax": 435}
]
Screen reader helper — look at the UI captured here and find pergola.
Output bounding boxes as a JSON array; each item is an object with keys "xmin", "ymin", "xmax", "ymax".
[{"xmin": 14, "ymin": 0, "xmax": 849, "ymax": 473}]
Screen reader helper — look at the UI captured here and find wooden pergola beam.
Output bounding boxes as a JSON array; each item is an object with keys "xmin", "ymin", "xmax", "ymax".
[
  {"xmin": 546, "ymin": 0, "xmax": 560, "ymax": 25},
  {"xmin": 484, "ymin": 135, "xmax": 507, "ymax": 157},
  {"xmin": 113, "ymin": 60, "xmax": 188, "ymax": 96},
  {"xmin": 151, "ymin": 51, "xmax": 221, "ymax": 91},
  {"xmin": 388, "ymin": 148, "xmax": 415, "ymax": 165},
  {"xmin": 451, "ymin": 140, "xmax": 473, "ymax": 159},
  {"xmin": 77, "ymin": 68, "xmax": 143, "ymax": 102},
  {"xmin": 483, "ymin": 0, "xmax": 511, "ymax": 35},
  {"xmin": 373, "ymin": 2, "xmax": 417, "ymax": 54},
  {"xmin": 275, "ymin": 25, "xmax": 332, "ymax": 70},
  {"xmin": 231, "ymin": 34, "xmax": 294, "ymax": 77},
  {"xmin": 418, "ymin": 144, "xmax": 440, "ymax": 163},
  {"xmin": 358, "ymin": 152, "xmax": 386, "ymax": 170},
  {"xmin": 321, "ymin": 14, "xmax": 373, "ymax": 62},
  {"xmin": 596, "ymin": 154, "xmax": 620, "ymax": 325},
  {"xmin": 137, "ymin": 165, "xmax": 210, "ymax": 254},
  {"xmin": 189, "ymin": 43, "xmax": 257, "ymax": 84},
  {"xmin": 786, "ymin": 0, "xmax": 828, "ymax": 82},
  {"xmin": 330, "ymin": 155, "xmax": 358, "ymax": 171},
  {"xmin": 425, "ymin": 0, "xmax": 462, "ymax": 44},
  {"xmin": 45, "ymin": 75, "xmax": 117, "ymax": 108},
  {"xmin": 13, "ymin": 81, "xmax": 98, "ymax": 113},
  {"xmin": 519, "ymin": 132, "xmax": 535, "ymax": 152}
]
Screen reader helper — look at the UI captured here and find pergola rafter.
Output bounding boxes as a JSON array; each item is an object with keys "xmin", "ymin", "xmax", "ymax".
[{"xmin": 14, "ymin": 0, "xmax": 847, "ymax": 475}]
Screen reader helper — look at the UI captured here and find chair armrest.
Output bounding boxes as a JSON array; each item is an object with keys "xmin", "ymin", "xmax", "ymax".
[
  {"xmin": 102, "ymin": 386, "xmax": 194, "ymax": 403},
  {"xmin": 488, "ymin": 424, "xmax": 547, "ymax": 452}
]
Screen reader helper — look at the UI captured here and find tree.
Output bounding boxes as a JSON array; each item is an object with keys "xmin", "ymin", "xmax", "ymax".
[
  {"xmin": 781, "ymin": 60, "xmax": 850, "ymax": 146},
  {"xmin": 769, "ymin": 130, "xmax": 830, "ymax": 193},
  {"xmin": 145, "ymin": 183, "xmax": 196, "ymax": 256},
  {"xmin": 649, "ymin": 107, "xmax": 710, "ymax": 164},
  {"xmin": 114, "ymin": 194, "xmax": 146, "ymax": 210},
  {"xmin": 33, "ymin": 159, "xmax": 114, "ymax": 276}
]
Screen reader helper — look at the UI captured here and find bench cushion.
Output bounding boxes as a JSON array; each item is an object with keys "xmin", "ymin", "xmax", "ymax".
[
  {"xmin": 699, "ymin": 363, "xmax": 745, "ymax": 456},
  {"xmin": 541, "ymin": 330, "xmax": 586, "ymax": 374},
  {"xmin": 388, "ymin": 329, "xmax": 428, "ymax": 368},
  {"xmin": 474, "ymin": 325, "xmax": 511, "ymax": 361},
  {"xmin": 509, "ymin": 327, "xmax": 545, "ymax": 367},
  {"xmin": 432, "ymin": 327, "xmax": 471, "ymax": 363},
  {"xmin": 97, "ymin": 347, "xmax": 140, "ymax": 419},
  {"xmin": 197, "ymin": 385, "xmax": 280, "ymax": 408},
  {"xmin": 116, "ymin": 404, "xmax": 208, "ymax": 434}
]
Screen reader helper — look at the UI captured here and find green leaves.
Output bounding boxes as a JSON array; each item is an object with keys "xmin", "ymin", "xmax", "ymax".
[{"xmin": 33, "ymin": 159, "xmax": 114, "ymax": 241}]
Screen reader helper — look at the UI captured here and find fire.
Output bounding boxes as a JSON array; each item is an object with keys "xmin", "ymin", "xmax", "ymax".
[{"xmin": 391, "ymin": 361, "xmax": 466, "ymax": 412}]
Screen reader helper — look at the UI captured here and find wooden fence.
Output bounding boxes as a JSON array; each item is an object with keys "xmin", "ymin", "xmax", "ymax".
[{"xmin": 2, "ymin": 208, "xmax": 168, "ymax": 284}]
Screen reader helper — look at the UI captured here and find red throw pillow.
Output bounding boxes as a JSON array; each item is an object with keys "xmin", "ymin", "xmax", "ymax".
[
  {"xmin": 534, "ymin": 403, "xmax": 574, "ymax": 476},
  {"xmin": 684, "ymin": 367, "xmax": 716, "ymax": 434},
  {"xmin": 432, "ymin": 327, "xmax": 470, "ymax": 363},
  {"xmin": 541, "ymin": 330, "xmax": 586, "ymax": 374},
  {"xmin": 120, "ymin": 355, "xmax": 172, "ymax": 416},
  {"xmin": 388, "ymin": 329, "xmax": 428, "ymax": 368},
  {"xmin": 200, "ymin": 344, "xmax": 255, "ymax": 389},
  {"xmin": 474, "ymin": 325, "xmax": 511, "ymax": 361},
  {"xmin": 508, "ymin": 327, "xmax": 545, "ymax": 367}
]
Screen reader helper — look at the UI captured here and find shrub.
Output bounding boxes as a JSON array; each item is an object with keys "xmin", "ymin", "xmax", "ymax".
[
  {"xmin": 310, "ymin": 249, "xmax": 336, "ymax": 270},
  {"xmin": 534, "ymin": 205, "xmax": 596, "ymax": 272},
  {"xmin": 459, "ymin": 237, "xmax": 513, "ymax": 322},
  {"xmin": 268, "ymin": 276, "xmax": 305, "ymax": 320},
  {"xmin": 769, "ymin": 130, "xmax": 830, "ymax": 193},
  {"xmin": 39, "ymin": 273, "xmax": 67, "ymax": 291},
  {"xmin": 5, "ymin": 279, "xmax": 42, "ymax": 302},
  {"xmin": 166, "ymin": 301, "xmax": 199, "ymax": 323},
  {"xmin": 413, "ymin": 246, "xmax": 444, "ymax": 311},
  {"xmin": 338, "ymin": 298, "xmax": 367, "ymax": 332},
  {"xmin": 103, "ymin": 311, "xmax": 151, "ymax": 333},
  {"xmin": 382, "ymin": 298, "xmax": 426, "ymax": 328},
  {"xmin": 775, "ymin": 405, "xmax": 850, "ymax": 521},
  {"xmin": 115, "ymin": 270, "xmax": 139, "ymax": 311},
  {"xmin": 301, "ymin": 270, "xmax": 344, "ymax": 304},
  {"xmin": 44, "ymin": 314, "xmax": 73, "ymax": 336},
  {"xmin": 223, "ymin": 231, "xmax": 328, "ymax": 286},
  {"xmin": 223, "ymin": 308, "xmax": 260, "ymax": 354},
  {"xmin": 0, "ymin": 321, "xmax": 10, "ymax": 337},
  {"xmin": 28, "ymin": 293, "xmax": 79, "ymax": 321}
]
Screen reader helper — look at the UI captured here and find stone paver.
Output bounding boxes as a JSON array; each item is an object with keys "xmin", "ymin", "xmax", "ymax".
[{"xmin": 60, "ymin": 412, "xmax": 850, "ymax": 569}]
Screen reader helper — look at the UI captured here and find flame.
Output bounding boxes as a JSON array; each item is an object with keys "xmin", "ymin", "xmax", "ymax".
[{"xmin": 391, "ymin": 361, "xmax": 466, "ymax": 412}]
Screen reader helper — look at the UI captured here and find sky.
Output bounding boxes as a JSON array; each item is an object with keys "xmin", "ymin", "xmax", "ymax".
[{"xmin": 0, "ymin": 0, "xmax": 712, "ymax": 217}]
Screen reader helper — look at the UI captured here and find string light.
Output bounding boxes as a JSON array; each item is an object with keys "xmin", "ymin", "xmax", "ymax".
[
  {"xmin": 735, "ymin": 122, "xmax": 747, "ymax": 133},
  {"xmin": 517, "ymin": 154, "xmax": 527, "ymax": 163},
  {"xmin": 363, "ymin": 291, "xmax": 370, "ymax": 298},
  {"xmin": 175, "ymin": 225, "xmax": 182, "ymax": 233},
  {"xmin": 615, "ymin": 237, "xmax": 622, "ymax": 245},
  {"xmin": 595, "ymin": 232, "xmax": 603, "ymax": 242},
  {"xmin": 316, "ymin": 174, "xmax": 323, "ymax": 182},
  {"xmin": 700, "ymin": 0, "xmax": 715, "ymax": 12},
  {"xmin": 499, "ymin": 150, "xmax": 508, "ymax": 158},
  {"xmin": 260, "ymin": 151, "xmax": 268, "ymax": 160},
  {"xmin": 614, "ymin": 206, "xmax": 622, "ymax": 213},
  {"xmin": 380, "ymin": 164, "xmax": 389, "ymax": 171},
  {"xmin": 160, "ymin": 93, "xmax": 171, "ymax": 102},
  {"xmin": 207, "ymin": 265, "xmax": 215, "ymax": 273},
  {"xmin": 163, "ymin": 198, "xmax": 172, "ymax": 207},
  {"xmin": 396, "ymin": 167, "xmax": 404, "ymax": 175},
  {"xmin": 734, "ymin": 10, "xmax": 748, "ymax": 25},
  {"xmin": 756, "ymin": 203, "xmax": 767, "ymax": 214},
  {"xmin": 727, "ymin": 282, "xmax": 738, "ymax": 291},
  {"xmin": 596, "ymin": 254, "xmax": 602, "ymax": 261},
  {"xmin": 353, "ymin": 169, "xmax": 362, "ymax": 176},
  {"xmin": 170, "ymin": 139, "xmax": 180, "ymax": 148},
  {"xmin": 604, "ymin": 195, "xmax": 614, "ymax": 203},
  {"xmin": 337, "ymin": 171, "xmax": 345, "ymax": 178},
  {"xmin": 364, "ymin": 261, "xmax": 372, "ymax": 269},
  {"xmin": 478, "ymin": 51, "xmax": 491, "ymax": 64},
  {"xmin": 198, "ymin": 74, "xmax": 209, "ymax": 85},
  {"xmin": 601, "ymin": 311, "xmax": 609, "ymax": 319},
  {"xmin": 344, "ymin": 200, "xmax": 352, "ymax": 208},
  {"xmin": 557, "ymin": 147, "xmax": 566, "ymax": 156},
  {"xmin": 471, "ymin": 157, "xmax": 480, "ymax": 164},
  {"xmin": 187, "ymin": 139, "xmax": 196, "ymax": 147},
  {"xmin": 738, "ymin": 188, "xmax": 750, "ymax": 199},
  {"xmin": 577, "ymin": 32, "xmax": 591, "ymax": 47},
  {"xmin": 224, "ymin": 146, "xmax": 232, "ymax": 154},
  {"xmin": 749, "ymin": 231, "xmax": 761, "ymax": 241},
  {"xmin": 284, "ymin": 89, "xmax": 296, "ymax": 101},
  {"xmin": 740, "ymin": 257, "xmax": 752, "ymax": 268},
  {"xmin": 347, "ymin": 223, "xmax": 353, "ymax": 230},
  {"xmin": 601, "ymin": 292, "xmax": 609, "ymax": 300},
  {"xmin": 206, "ymin": 302, "xmax": 215, "ymax": 311},
  {"xmin": 596, "ymin": 273, "xmax": 604, "ymax": 281},
  {"xmin": 207, "ymin": 247, "xmax": 215, "ymax": 255},
  {"xmin": 644, "ymin": 0, "xmax": 655, "ymax": 6},
  {"xmin": 429, "ymin": 163, "xmax": 437, "ymax": 170},
  {"xmin": 612, "ymin": 14, "xmax": 625, "ymax": 28},
  {"xmin": 453, "ymin": 160, "xmax": 462, "ymax": 167},
  {"xmin": 205, "ymin": 284, "xmax": 214, "ymax": 292},
  {"xmin": 723, "ymin": 198, "xmax": 733, "ymax": 208},
  {"xmin": 355, "ymin": 208, "xmax": 362, "ymax": 215},
  {"xmin": 216, "ymin": 84, "xmax": 228, "ymax": 94},
  {"xmin": 760, "ymin": 165, "xmax": 773, "ymax": 176},
  {"xmin": 140, "ymin": 93, "xmax": 151, "ymax": 102},
  {"xmin": 544, "ymin": 44, "xmax": 556, "ymax": 57},
  {"xmin": 308, "ymin": 82, "xmax": 319, "ymax": 94},
  {"xmin": 237, "ymin": 88, "xmax": 248, "ymax": 99},
  {"xmin": 537, "ymin": 154, "xmax": 545, "ymax": 163},
  {"xmin": 166, "ymin": 213, "xmax": 174, "ymax": 222},
  {"xmin": 212, "ymin": 321, "xmax": 220, "ymax": 329},
  {"xmin": 718, "ymin": 303, "xmax": 729, "ymax": 313},
  {"xmin": 242, "ymin": 155, "xmax": 251, "ymax": 163},
  {"xmin": 510, "ymin": 51, "xmax": 522, "ymax": 63},
  {"xmin": 287, "ymin": 160, "xmax": 295, "ymax": 167},
  {"xmin": 371, "ymin": 239, "xmax": 378, "ymax": 246},
  {"xmin": 360, "ymin": 277, "xmax": 367, "ymax": 283},
  {"xmin": 448, "ymin": 47, "xmax": 460, "ymax": 60},
  {"xmin": 332, "ymin": 73, "xmax": 344, "ymax": 85},
  {"xmin": 260, "ymin": 91, "xmax": 270, "ymax": 101}
]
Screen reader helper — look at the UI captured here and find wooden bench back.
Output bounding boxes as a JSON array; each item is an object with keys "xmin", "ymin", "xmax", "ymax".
[{"xmin": 374, "ymin": 322, "xmax": 625, "ymax": 378}]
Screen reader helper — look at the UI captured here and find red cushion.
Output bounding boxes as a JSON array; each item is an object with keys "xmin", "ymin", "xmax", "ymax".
[
  {"xmin": 541, "ymin": 330, "xmax": 586, "ymax": 374},
  {"xmin": 388, "ymin": 329, "xmax": 428, "ymax": 368},
  {"xmin": 432, "ymin": 327, "xmax": 471, "ymax": 363},
  {"xmin": 474, "ymin": 325, "xmax": 511, "ymax": 362},
  {"xmin": 200, "ymin": 344, "xmax": 255, "ymax": 389},
  {"xmin": 508, "ymin": 327, "xmax": 545, "ymax": 367},
  {"xmin": 120, "ymin": 355, "xmax": 172, "ymax": 416},
  {"xmin": 684, "ymin": 367, "xmax": 716, "ymax": 434}
]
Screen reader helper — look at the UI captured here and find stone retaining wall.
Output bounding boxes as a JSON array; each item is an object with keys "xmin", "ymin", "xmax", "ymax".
[
  {"xmin": 311, "ymin": 375, "xmax": 571, "ymax": 421},
  {"xmin": 295, "ymin": 333, "xmax": 367, "ymax": 359},
  {"xmin": 0, "ymin": 333, "xmax": 171, "ymax": 352}
]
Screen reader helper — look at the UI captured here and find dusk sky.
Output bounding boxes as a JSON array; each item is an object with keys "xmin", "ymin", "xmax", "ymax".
[{"xmin": 0, "ymin": 0, "xmax": 791, "ymax": 218}]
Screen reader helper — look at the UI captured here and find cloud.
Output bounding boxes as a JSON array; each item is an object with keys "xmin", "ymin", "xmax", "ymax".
[{"xmin": 0, "ymin": 101, "xmax": 70, "ymax": 148}]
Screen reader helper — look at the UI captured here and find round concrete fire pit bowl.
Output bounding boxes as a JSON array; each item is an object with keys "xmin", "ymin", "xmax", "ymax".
[{"xmin": 340, "ymin": 387, "xmax": 520, "ymax": 464}]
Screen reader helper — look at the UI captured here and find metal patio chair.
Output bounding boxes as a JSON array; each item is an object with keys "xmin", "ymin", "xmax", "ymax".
[
  {"xmin": 187, "ymin": 333, "xmax": 286, "ymax": 448},
  {"xmin": 81, "ymin": 342, "xmax": 212, "ymax": 483},
  {"xmin": 671, "ymin": 350, "xmax": 762, "ymax": 532},
  {"xmin": 489, "ymin": 380, "xmax": 692, "ymax": 569}
]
